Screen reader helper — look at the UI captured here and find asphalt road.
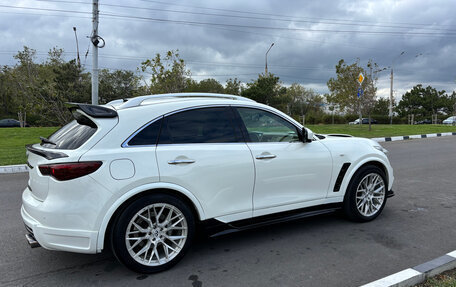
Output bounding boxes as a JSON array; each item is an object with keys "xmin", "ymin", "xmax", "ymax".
[{"xmin": 1, "ymin": 136, "xmax": 456, "ymax": 287}]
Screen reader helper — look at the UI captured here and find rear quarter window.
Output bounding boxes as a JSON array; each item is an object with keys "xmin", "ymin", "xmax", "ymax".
[{"xmin": 126, "ymin": 118, "xmax": 163, "ymax": 146}]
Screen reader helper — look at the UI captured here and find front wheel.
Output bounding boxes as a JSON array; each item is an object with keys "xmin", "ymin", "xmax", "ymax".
[
  {"xmin": 111, "ymin": 194, "xmax": 195, "ymax": 273},
  {"xmin": 343, "ymin": 165, "xmax": 387, "ymax": 222}
]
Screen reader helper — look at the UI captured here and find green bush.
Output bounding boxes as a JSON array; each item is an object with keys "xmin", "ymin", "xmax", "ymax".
[{"xmin": 321, "ymin": 114, "xmax": 346, "ymax": 124}]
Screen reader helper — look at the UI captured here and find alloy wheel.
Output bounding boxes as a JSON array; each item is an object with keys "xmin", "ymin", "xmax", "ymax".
[
  {"xmin": 125, "ymin": 203, "xmax": 188, "ymax": 266},
  {"xmin": 355, "ymin": 173, "xmax": 386, "ymax": 217}
]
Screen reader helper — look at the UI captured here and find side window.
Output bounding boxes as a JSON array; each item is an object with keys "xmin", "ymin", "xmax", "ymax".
[
  {"xmin": 159, "ymin": 107, "xmax": 240, "ymax": 144},
  {"xmin": 127, "ymin": 118, "xmax": 163, "ymax": 146},
  {"xmin": 236, "ymin": 108, "xmax": 299, "ymax": 143}
]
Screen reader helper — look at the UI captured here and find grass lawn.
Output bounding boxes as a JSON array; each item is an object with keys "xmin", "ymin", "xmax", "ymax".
[
  {"xmin": 0, "ymin": 127, "xmax": 58, "ymax": 166},
  {"xmin": 415, "ymin": 268, "xmax": 456, "ymax": 287},
  {"xmin": 306, "ymin": 124, "xmax": 456, "ymax": 138},
  {"xmin": 1, "ymin": 124, "xmax": 456, "ymax": 166}
]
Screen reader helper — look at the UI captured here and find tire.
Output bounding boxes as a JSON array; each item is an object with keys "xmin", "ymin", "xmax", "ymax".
[
  {"xmin": 111, "ymin": 193, "xmax": 195, "ymax": 273},
  {"xmin": 343, "ymin": 165, "xmax": 387, "ymax": 222}
]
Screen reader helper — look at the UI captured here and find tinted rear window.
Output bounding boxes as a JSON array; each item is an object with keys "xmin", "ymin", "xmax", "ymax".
[
  {"xmin": 42, "ymin": 118, "xmax": 97, "ymax": 150},
  {"xmin": 159, "ymin": 107, "xmax": 240, "ymax": 144}
]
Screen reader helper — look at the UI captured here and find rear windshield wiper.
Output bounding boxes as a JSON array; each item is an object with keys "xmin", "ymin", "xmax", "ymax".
[{"xmin": 40, "ymin": 136, "xmax": 56, "ymax": 145}]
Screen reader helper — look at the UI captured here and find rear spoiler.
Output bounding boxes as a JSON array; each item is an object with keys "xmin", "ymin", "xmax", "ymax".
[
  {"xmin": 26, "ymin": 144, "xmax": 68, "ymax": 160},
  {"xmin": 65, "ymin": 102, "xmax": 118, "ymax": 118}
]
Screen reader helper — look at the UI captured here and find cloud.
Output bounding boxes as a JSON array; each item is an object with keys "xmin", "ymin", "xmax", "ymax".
[{"xmin": 0, "ymin": 0, "xmax": 455, "ymax": 100}]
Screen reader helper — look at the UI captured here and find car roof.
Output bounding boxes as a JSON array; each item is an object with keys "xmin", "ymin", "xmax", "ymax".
[
  {"xmin": 107, "ymin": 93, "xmax": 255, "ymax": 110},
  {"xmin": 102, "ymin": 93, "xmax": 303, "ymax": 132}
]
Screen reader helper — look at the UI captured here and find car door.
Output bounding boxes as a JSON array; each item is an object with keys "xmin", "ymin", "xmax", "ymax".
[
  {"xmin": 155, "ymin": 106, "xmax": 255, "ymax": 221},
  {"xmin": 234, "ymin": 107, "xmax": 333, "ymax": 217}
]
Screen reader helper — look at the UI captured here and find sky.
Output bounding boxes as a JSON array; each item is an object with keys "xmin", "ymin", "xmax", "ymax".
[{"xmin": 1, "ymin": 0, "xmax": 456, "ymax": 101}]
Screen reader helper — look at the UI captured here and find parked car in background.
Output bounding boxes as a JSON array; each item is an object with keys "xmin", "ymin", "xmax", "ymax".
[
  {"xmin": 415, "ymin": 119, "xmax": 432, "ymax": 124},
  {"xmin": 0, "ymin": 119, "xmax": 29, "ymax": 127},
  {"xmin": 442, "ymin": 116, "xmax": 456, "ymax": 125},
  {"xmin": 349, "ymin": 118, "xmax": 378, "ymax": 125}
]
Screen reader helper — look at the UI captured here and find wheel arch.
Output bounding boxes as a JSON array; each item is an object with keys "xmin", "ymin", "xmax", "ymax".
[
  {"xmin": 97, "ymin": 183, "xmax": 205, "ymax": 252},
  {"xmin": 341, "ymin": 158, "xmax": 390, "ymax": 196}
]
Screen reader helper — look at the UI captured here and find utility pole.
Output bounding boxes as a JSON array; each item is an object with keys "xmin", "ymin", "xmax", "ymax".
[
  {"xmin": 389, "ymin": 68, "xmax": 393, "ymax": 124},
  {"xmin": 91, "ymin": 0, "xmax": 99, "ymax": 105},
  {"xmin": 265, "ymin": 42, "xmax": 274, "ymax": 75}
]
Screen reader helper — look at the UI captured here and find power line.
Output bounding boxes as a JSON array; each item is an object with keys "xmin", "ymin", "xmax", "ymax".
[
  {"xmin": 0, "ymin": 50, "xmax": 432, "ymax": 73},
  {"xmin": 0, "ymin": 4, "xmax": 90, "ymax": 15},
  {"xmin": 0, "ymin": 50, "xmax": 334, "ymax": 72},
  {"xmin": 0, "ymin": 4, "xmax": 443, "ymax": 56},
  {"xmin": 1, "ymin": 5, "xmax": 455, "ymax": 36},
  {"xmin": 0, "ymin": 10, "xmax": 90, "ymax": 19},
  {"xmin": 191, "ymin": 73, "xmax": 259, "ymax": 77},
  {"xmin": 137, "ymin": 0, "xmax": 456, "ymax": 29},
  {"xmin": 99, "ymin": 12, "xmax": 456, "ymax": 36},
  {"xmin": 34, "ymin": 0, "xmax": 456, "ymax": 33}
]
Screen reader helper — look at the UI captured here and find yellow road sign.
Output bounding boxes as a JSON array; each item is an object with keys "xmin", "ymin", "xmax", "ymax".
[{"xmin": 358, "ymin": 73, "xmax": 364, "ymax": 84}]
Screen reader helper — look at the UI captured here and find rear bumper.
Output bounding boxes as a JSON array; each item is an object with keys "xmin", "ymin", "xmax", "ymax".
[{"xmin": 21, "ymin": 205, "xmax": 98, "ymax": 254}]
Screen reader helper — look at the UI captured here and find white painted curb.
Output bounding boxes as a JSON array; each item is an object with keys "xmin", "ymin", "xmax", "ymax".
[
  {"xmin": 360, "ymin": 269, "xmax": 424, "ymax": 287},
  {"xmin": 372, "ymin": 132, "xmax": 456, "ymax": 143},
  {"xmin": 360, "ymin": 250, "xmax": 456, "ymax": 287},
  {"xmin": 0, "ymin": 164, "xmax": 28, "ymax": 174}
]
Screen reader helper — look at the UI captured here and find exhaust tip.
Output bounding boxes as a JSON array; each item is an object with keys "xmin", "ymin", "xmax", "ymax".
[{"xmin": 25, "ymin": 233, "xmax": 41, "ymax": 248}]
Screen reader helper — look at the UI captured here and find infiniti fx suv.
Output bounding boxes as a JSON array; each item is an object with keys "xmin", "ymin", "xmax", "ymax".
[{"xmin": 22, "ymin": 93, "xmax": 394, "ymax": 273}]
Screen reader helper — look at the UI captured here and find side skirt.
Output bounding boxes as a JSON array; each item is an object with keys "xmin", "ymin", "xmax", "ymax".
[{"xmin": 201, "ymin": 203, "xmax": 341, "ymax": 237}]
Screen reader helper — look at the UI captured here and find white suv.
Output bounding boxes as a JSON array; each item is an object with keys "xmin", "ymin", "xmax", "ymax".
[{"xmin": 22, "ymin": 93, "xmax": 394, "ymax": 273}]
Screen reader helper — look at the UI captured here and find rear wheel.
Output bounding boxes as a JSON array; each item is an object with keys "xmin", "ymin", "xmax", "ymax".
[
  {"xmin": 343, "ymin": 165, "xmax": 387, "ymax": 222},
  {"xmin": 111, "ymin": 194, "xmax": 195, "ymax": 273}
]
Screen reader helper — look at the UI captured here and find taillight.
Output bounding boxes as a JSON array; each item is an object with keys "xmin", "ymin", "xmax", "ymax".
[{"xmin": 39, "ymin": 161, "xmax": 102, "ymax": 181}]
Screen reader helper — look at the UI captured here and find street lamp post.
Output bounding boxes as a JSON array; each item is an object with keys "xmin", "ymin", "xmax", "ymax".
[
  {"xmin": 72, "ymin": 27, "xmax": 81, "ymax": 68},
  {"xmin": 389, "ymin": 51, "xmax": 405, "ymax": 124},
  {"xmin": 265, "ymin": 42, "xmax": 274, "ymax": 75}
]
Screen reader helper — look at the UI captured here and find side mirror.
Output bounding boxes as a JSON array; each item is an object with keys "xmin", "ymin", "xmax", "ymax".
[{"xmin": 302, "ymin": 127, "xmax": 314, "ymax": 143}]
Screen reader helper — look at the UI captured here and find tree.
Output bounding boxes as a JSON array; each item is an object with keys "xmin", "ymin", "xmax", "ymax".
[
  {"xmin": 140, "ymin": 50, "xmax": 191, "ymax": 94},
  {"xmin": 3, "ymin": 46, "xmax": 92, "ymax": 126},
  {"xmin": 224, "ymin": 78, "xmax": 242, "ymax": 95},
  {"xmin": 396, "ymin": 84, "xmax": 448, "ymax": 118},
  {"xmin": 286, "ymin": 83, "xmax": 324, "ymax": 118},
  {"xmin": 327, "ymin": 59, "xmax": 376, "ymax": 115},
  {"xmin": 442, "ymin": 91, "xmax": 456, "ymax": 115},
  {"xmin": 371, "ymin": 98, "xmax": 393, "ymax": 115},
  {"xmin": 99, "ymin": 69, "xmax": 142, "ymax": 104},
  {"xmin": 241, "ymin": 73, "xmax": 287, "ymax": 110},
  {"xmin": 185, "ymin": 78, "xmax": 225, "ymax": 93},
  {"xmin": 48, "ymin": 58, "xmax": 91, "ymax": 124},
  {"xmin": 11, "ymin": 46, "xmax": 39, "ymax": 126},
  {"xmin": 0, "ymin": 65, "xmax": 15, "ymax": 117}
]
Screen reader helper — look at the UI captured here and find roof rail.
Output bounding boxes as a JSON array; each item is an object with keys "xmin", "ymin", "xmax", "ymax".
[{"xmin": 112, "ymin": 93, "xmax": 255, "ymax": 109}]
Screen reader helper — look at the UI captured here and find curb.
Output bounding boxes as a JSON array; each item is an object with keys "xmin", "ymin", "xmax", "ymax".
[
  {"xmin": 372, "ymin": 132, "xmax": 456, "ymax": 143},
  {"xmin": 0, "ymin": 164, "xmax": 28, "ymax": 174},
  {"xmin": 361, "ymin": 250, "xmax": 456, "ymax": 287}
]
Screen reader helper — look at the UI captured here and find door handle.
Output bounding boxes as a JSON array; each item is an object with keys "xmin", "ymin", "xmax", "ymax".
[
  {"xmin": 168, "ymin": 159, "xmax": 196, "ymax": 165},
  {"xmin": 255, "ymin": 154, "xmax": 277, "ymax": 160}
]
